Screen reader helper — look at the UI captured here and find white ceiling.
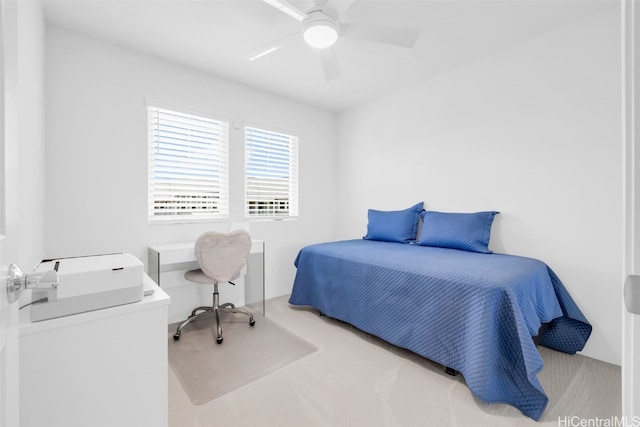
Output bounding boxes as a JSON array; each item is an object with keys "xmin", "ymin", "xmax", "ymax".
[{"xmin": 41, "ymin": 0, "xmax": 614, "ymax": 112}]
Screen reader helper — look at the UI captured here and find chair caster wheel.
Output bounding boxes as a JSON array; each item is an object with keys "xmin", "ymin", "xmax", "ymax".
[
  {"xmin": 250, "ymin": 320, "xmax": 256, "ymax": 326},
  {"xmin": 173, "ymin": 333, "xmax": 181, "ymax": 341},
  {"xmin": 216, "ymin": 338, "xmax": 223, "ymax": 344}
]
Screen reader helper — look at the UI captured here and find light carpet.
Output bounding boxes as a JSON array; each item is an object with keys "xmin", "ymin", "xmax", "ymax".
[
  {"xmin": 168, "ymin": 310, "xmax": 318, "ymax": 405},
  {"xmin": 169, "ymin": 296, "xmax": 621, "ymax": 427}
]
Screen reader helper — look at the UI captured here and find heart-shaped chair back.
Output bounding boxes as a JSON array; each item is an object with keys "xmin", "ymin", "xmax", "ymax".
[{"xmin": 194, "ymin": 230, "xmax": 251, "ymax": 283}]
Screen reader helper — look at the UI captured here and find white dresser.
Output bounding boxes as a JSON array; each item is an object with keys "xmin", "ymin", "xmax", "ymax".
[{"xmin": 19, "ymin": 275, "xmax": 170, "ymax": 427}]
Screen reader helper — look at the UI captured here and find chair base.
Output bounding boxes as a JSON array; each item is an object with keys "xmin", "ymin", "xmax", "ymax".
[{"xmin": 173, "ymin": 283, "xmax": 255, "ymax": 344}]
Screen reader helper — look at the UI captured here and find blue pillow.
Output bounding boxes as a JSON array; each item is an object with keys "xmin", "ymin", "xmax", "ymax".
[
  {"xmin": 364, "ymin": 202, "xmax": 424, "ymax": 243},
  {"xmin": 417, "ymin": 211, "xmax": 499, "ymax": 253}
]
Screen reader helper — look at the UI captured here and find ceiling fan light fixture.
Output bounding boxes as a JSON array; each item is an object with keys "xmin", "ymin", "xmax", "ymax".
[{"xmin": 303, "ymin": 11, "xmax": 339, "ymax": 49}]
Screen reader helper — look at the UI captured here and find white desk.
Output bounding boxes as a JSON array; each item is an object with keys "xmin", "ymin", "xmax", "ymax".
[
  {"xmin": 19, "ymin": 275, "xmax": 170, "ymax": 427},
  {"xmin": 148, "ymin": 239, "xmax": 265, "ymax": 315}
]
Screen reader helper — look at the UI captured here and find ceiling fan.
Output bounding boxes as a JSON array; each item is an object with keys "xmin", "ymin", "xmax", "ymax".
[{"xmin": 246, "ymin": 0, "xmax": 421, "ymax": 81}]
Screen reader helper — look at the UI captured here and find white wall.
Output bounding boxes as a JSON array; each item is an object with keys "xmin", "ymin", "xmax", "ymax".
[
  {"xmin": 336, "ymin": 7, "xmax": 621, "ymax": 365},
  {"xmin": 44, "ymin": 26, "xmax": 338, "ymax": 301}
]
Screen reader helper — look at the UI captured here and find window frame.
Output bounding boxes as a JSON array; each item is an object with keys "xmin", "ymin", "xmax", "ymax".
[
  {"xmin": 244, "ymin": 124, "xmax": 299, "ymax": 220},
  {"xmin": 147, "ymin": 104, "xmax": 230, "ymax": 224}
]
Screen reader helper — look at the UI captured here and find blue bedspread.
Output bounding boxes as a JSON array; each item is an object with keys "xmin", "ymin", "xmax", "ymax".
[{"xmin": 288, "ymin": 239, "xmax": 591, "ymax": 420}]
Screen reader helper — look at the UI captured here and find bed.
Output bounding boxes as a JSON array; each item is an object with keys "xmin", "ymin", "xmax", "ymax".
[{"xmin": 288, "ymin": 206, "xmax": 591, "ymax": 421}]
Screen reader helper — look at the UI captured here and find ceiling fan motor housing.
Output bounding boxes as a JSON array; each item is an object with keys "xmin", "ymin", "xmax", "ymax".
[{"xmin": 302, "ymin": 10, "xmax": 340, "ymax": 49}]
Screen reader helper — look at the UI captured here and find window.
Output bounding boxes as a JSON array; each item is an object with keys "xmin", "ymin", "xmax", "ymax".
[
  {"xmin": 148, "ymin": 106, "xmax": 229, "ymax": 223},
  {"xmin": 245, "ymin": 126, "xmax": 299, "ymax": 218}
]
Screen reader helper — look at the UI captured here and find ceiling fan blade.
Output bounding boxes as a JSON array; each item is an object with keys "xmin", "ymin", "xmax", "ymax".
[
  {"xmin": 340, "ymin": 23, "xmax": 420, "ymax": 48},
  {"xmin": 320, "ymin": 47, "xmax": 341, "ymax": 81},
  {"xmin": 243, "ymin": 32, "xmax": 300, "ymax": 61},
  {"xmin": 261, "ymin": 0, "xmax": 308, "ymax": 21}
]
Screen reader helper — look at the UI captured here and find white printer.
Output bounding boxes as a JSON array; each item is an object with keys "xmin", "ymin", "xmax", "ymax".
[{"xmin": 30, "ymin": 253, "xmax": 144, "ymax": 322}]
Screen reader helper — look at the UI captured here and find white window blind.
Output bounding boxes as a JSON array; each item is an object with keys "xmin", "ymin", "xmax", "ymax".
[
  {"xmin": 148, "ymin": 106, "xmax": 229, "ymax": 222},
  {"xmin": 245, "ymin": 126, "xmax": 299, "ymax": 218}
]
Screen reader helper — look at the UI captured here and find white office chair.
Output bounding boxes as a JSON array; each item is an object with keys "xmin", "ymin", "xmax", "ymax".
[{"xmin": 173, "ymin": 229, "xmax": 255, "ymax": 344}]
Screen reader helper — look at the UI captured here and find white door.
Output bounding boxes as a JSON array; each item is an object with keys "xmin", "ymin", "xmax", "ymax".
[
  {"xmin": 0, "ymin": 255, "xmax": 19, "ymax": 427},
  {"xmin": 623, "ymin": 0, "xmax": 640, "ymax": 421},
  {"xmin": 0, "ymin": 0, "xmax": 20, "ymax": 425}
]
